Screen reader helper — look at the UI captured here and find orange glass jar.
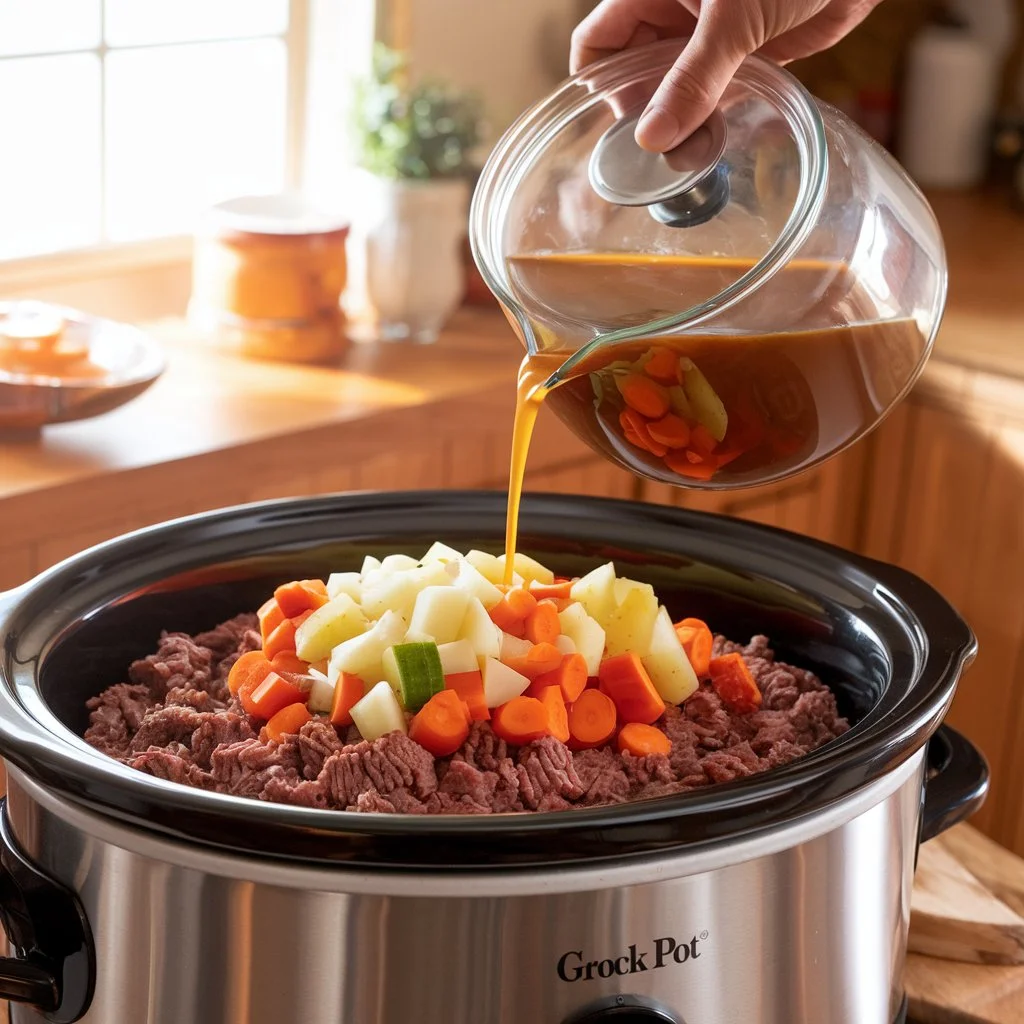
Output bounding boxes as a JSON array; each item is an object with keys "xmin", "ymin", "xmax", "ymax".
[{"xmin": 189, "ymin": 195, "xmax": 351, "ymax": 364}]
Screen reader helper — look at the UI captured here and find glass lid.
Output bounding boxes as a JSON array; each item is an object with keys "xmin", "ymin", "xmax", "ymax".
[{"xmin": 470, "ymin": 40, "xmax": 828, "ymax": 365}]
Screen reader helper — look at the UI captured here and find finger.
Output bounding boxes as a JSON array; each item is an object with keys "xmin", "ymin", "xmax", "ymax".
[
  {"xmin": 571, "ymin": 0, "xmax": 695, "ymax": 73},
  {"xmin": 635, "ymin": 17, "xmax": 748, "ymax": 152},
  {"xmin": 757, "ymin": 0, "xmax": 882, "ymax": 64}
]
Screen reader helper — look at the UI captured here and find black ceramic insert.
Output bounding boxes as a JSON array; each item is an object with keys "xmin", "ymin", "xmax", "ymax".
[{"xmin": 0, "ymin": 491, "xmax": 978, "ymax": 869}]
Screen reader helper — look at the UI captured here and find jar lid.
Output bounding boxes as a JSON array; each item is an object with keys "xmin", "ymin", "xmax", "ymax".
[
  {"xmin": 470, "ymin": 41, "xmax": 827, "ymax": 355},
  {"xmin": 203, "ymin": 193, "xmax": 350, "ymax": 238}
]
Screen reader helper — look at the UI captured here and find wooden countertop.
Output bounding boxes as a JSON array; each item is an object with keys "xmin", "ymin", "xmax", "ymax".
[{"xmin": 0, "ymin": 191, "xmax": 1020, "ymax": 511}]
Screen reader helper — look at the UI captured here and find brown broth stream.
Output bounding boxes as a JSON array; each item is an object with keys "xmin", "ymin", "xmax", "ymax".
[{"xmin": 502, "ymin": 255, "xmax": 926, "ymax": 578}]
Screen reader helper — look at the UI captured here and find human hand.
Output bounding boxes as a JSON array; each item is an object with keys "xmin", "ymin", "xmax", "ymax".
[{"xmin": 571, "ymin": 0, "xmax": 882, "ymax": 152}]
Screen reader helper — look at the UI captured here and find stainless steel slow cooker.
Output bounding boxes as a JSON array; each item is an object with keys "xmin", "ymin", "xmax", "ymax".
[{"xmin": 0, "ymin": 491, "xmax": 987, "ymax": 1024}]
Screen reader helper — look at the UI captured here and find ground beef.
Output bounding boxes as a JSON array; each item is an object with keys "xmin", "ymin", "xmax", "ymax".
[{"xmin": 84, "ymin": 620, "xmax": 850, "ymax": 814}]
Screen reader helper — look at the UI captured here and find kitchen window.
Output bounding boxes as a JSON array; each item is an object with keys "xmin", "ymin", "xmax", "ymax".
[{"xmin": 0, "ymin": 0, "xmax": 372, "ymax": 268}]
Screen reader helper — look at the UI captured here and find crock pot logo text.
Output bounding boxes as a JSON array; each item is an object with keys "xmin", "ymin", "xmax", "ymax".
[{"xmin": 557, "ymin": 933, "xmax": 708, "ymax": 983}]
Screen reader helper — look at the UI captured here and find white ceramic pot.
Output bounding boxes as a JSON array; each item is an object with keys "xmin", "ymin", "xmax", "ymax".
[{"xmin": 344, "ymin": 173, "xmax": 469, "ymax": 343}]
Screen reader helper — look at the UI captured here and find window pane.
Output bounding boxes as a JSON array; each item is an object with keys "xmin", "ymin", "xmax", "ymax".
[
  {"xmin": 104, "ymin": 0, "xmax": 288, "ymax": 47},
  {"xmin": 104, "ymin": 41, "xmax": 287, "ymax": 240},
  {"xmin": 0, "ymin": 0, "xmax": 101, "ymax": 56},
  {"xmin": 0, "ymin": 55, "xmax": 102, "ymax": 259}
]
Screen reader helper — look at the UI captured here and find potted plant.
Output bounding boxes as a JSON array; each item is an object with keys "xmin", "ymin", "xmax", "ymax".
[{"xmin": 345, "ymin": 45, "xmax": 484, "ymax": 343}]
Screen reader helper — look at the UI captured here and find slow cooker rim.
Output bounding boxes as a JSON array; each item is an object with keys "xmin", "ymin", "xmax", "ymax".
[{"xmin": 0, "ymin": 490, "xmax": 976, "ymax": 869}]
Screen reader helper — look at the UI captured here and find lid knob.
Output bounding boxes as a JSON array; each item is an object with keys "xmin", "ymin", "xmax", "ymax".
[{"xmin": 588, "ymin": 107, "xmax": 729, "ymax": 227}]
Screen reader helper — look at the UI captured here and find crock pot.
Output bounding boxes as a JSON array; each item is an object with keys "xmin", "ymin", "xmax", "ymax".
[{"xmin": 0, "ymin": 491, "xmax": 987, "ymax": 1024}]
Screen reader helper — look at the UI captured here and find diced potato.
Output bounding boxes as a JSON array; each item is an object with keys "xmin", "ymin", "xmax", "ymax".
[
  {"xmin": 682, "ymin": 363, "xmax": 728, "ymax": 442},
  {"xmin": 361, "ymin": 563, "xmax": 449, "ymax": 623},
  {"xmin": 446, "ymin": 558, "xmax": 503, "ymax": 610},
  {"xmin": 613, "ymin": 576, "xmax": 656, "ymax": 606},
  {"xmin": 642, "ymin": 607, "xmax": 700, "ymax": 705},
  {"xmin": 422, "ymin": 541, "xmax": 463, "ymax": 563},
  {"xmin": 570, "ymin": 562, "xmax": 618, "ymax": 625},
  {"xmin": 558, "ymin": 603, "xmax": 606, "ymax": 676},
  {"xmin": 403, "ymin": 629, "xmax": 434, "ymax": 645},
  {"xmin": 328, "ymin": 610, "xmax": 407, "ymax": 684},
  {"xmin": 500, "ymin": 631, "xmax": 532, "ymax": 662},
  {"xmin": 437, "ymin": 639, "xmax": 479, "ymax": 675},
  {"xmin": 326, "ymin": 572, "xmax": 362, "ymax": 602},
  {"xmin": 496, "ymin": 552, "xmax": 555, "ymax": 586},
  {"xmin": 350, "ymin": 680, "xmax": 407, "ymax": 742},
  {"xmin": 408, "ymin": 586, "xmax": 472, "ymax": 645},
  {"xmin": 458, "ymin": 598, "xmax": 502, "ymax": 661},
  {"xmin": 380, "ymin": 554, "xmax": 420, "ymax": 573},
  {"xmin": 361, "ymin": 555, "xmax": 382, "ymax": 575},
  {"xmin": 668, "ymin": 384, "xmax": 694, "ymax": 421},
  {"xmin": 294, "ymin": 594, "xmax": 368, "ymax": 663},
  {"xmin": 554, "ymin": 634, "xmax": 576, "ymax": 656},
  {"xmin": 603, "ymin": 586, "xmax": 659, "ymax": 658},
  {"xmin": 307, "ymin": 668, "xmax": 336, "ymax": 714},
  {"xmin": 465, "ymin": 549, "xmax": 506, "ymax": 585},
  {"xmin": 481, "ymin": 657, "xmax": 531, "ymax": 707}
]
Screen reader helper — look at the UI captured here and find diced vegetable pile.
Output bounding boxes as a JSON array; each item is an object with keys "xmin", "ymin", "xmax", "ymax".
[{"xmin": 230, "ymin": 544, "xmax": 764, "ymax": 757}]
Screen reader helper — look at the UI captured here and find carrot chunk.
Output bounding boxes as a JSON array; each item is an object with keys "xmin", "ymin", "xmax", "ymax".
[
  {"xmin": 524, "ymin": 600, "xmax": 560, "ymax": 645},
  {"xmin": 598, "ymin": 652, "xmax": 666, "ymax": 725},
  {"xmin": 489, "ymin": 597, "xmax": 525, "ymax": 634},
  {"xmin": 258, "ymin": 598, "xmax": 286, "ymax": 646},
  {"xmin": 642, "ymin": 347, "xmax": 680, "ymax": 385},
  {"xmin": 227, "ymin": 650, "xmax": 272, "ymax": 696},
  {"xmin": 663, "ymin": 451, "xmax": 717, "ymax": 480},
  {"xmin": 674, "ymin": 617, "xmax": 713, "ymax": 678},
  {"xmin": 709, "ymin": 653, "xmax": 763, "ymax": 714},
  {"xmin": 538, "ymin": 685, "xmax": 570, "ymax": 744},
  {"xmin": 410, "ymin": 690, "xmax": 472, "ymax": 757},
  {"xmin": 274, "ymin": 580, "xmax": 329, "ymax": 618},
  {"xmin": 617, "ymin": 722, "xmax": 671, "ymax": 757},
  {"xmin": 505, "ymin": 587, "xmax": 539, "ymax": 619},
  {"xmin": 529, "ymin": 653, "xmax": 588, "ymax": 703},
  {"xmin": 568, "ymin": 689, "xmax": 618, "ymax": 749},
  {"xmin": 528, "ymin": 580, "xmax": 573, "ymax": 600},
  {"xmin": 262, "ymin": 618, "xmax": 297, "ymax": 661},
  {"xmin": 689, "ymin": 424, "xmax": 719, "ymax": 455},
  {"xmin": 506, "ymin": 642, "xmax": 563, "ymax": 680},
  {"xmin": 619, "ymin": 374, "xmax": 670, "ymax": 418},
  {"xmin": 329, "ymin": 672, "xmax": 366, "ymax": 728},
  {"xmin": 445, "ymin": 670, "xmax": 490, "ymax": 721},
  {"xmin": 265, "ymin": 703, "xmax": 312, "ymax": 743},
  {"xmin": 646, "ymin": 413, "xmax": 691, "ymax": 449},
  {"xmin": 241, "ymin": 671, "xmax": 305, "ymax": 720},
  {"xmin": 491, "ymin": 695, "xmax": 551, "ymax": 746}
]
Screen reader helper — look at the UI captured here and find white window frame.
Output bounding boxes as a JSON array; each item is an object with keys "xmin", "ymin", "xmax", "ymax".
[{"xmin": 0, "ymin": 0, "xmax": 373, "ymax": 306}]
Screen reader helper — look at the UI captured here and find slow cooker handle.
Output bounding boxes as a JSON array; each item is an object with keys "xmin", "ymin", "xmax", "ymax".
[
  {"xmin": 0, "ymin": 801, "xmax": 94, "ymax": 1021},
  {"xmin": 921, "ymin": 725, "xmax": 989, "ymax": 842}
]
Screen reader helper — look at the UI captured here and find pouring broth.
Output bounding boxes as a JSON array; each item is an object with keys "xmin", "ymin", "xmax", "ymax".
[{"xmin": 502, "ymin": 254, "xmax": 927, "ymax": 580}]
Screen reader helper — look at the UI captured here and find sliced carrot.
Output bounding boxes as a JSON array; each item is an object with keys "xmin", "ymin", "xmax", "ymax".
[
  {"xmin": 709, "ymin": 653, "xmax": 763, "ymax": 714},
  {"xmin": 539, "ymin": 685, "xmax": 570, "ymax": 744},
  {"xmin": 227, "ymin": 651, "xmax": 272, "ymax": 696},
  {"xmin": 633, "ymin": 418, "xmax": 669, "ymax": 457},
  {"xmin": 642, "ymin": 347, "xmax": 681, "ymax": 385},
  {"xmin": 265, "ymin": 702, "xmax": 312, "ymax": 743},
  {"xmin": 529, "ymin": 652, "xmax": 588, "ymax": 703},
  {"xmin": 258, "ymin": 598, "xmax": 286, "ymax": 646},
  {"xmin": 617, "ymin": 722, "xmax": 671, "ymax": 757},
  {"xmin": 713, "ymin": 447, "xmax": 745, "ymax": 468},
  {"xmin": 619, "ymin": 374, "xmax": 670, "ymax": 418},
  {"xmin": 568, "ymin": 689, "xmax": 618, "ymax": 749},
  {"xmin": 291, "ymin": 609, "xmax": 314, "ymax": 629},
  {"xmin": 489, "ymin": 597, "xmax": 525, "ymax": 634},
  {"xmin": 528, "ymin": 579, "xmax": 573, "ymax": 600},
  {"xmin": 274, "ymin": 580, "xmax": 329, "ymax": 618},
  {"xmin": 270, "ymin": 651, "xmax": 309, "ymax": 677},
  {"xmin": 664, "ymin": 450, "xmax": 717, "ymax": 480},
  {"xmin": 491, "ymin": 695, "xmax": 551, "ymax": 746},
  {"xmin": 646, "ymin": 413, "xmax": 691, "ymax": 449},
  {"xmin": 329, "ymin": 672, "xmax": 366, "ymax": 728},
  {"xmin": 410, "ymin": 690, "xmax": 472, "ymax": 756},
  {"xmin": 445, "ymin": 669, "xmax": 490, "ymax": 721},
  {"xmin": 524, "ymin": 600, "xmax": 560, "ymax": 645},
  {"xmin": 689, "ymin": 424, "xmax": 719, "ymax": 455},
  {"xmin": 674, "ymin": 617, "xmax": 713, "ymax": 678},
  {"xmin": 262, "ymin": 618, "xmax": 297, "ymax": 661},
  {"xmin": 506, "ymin": 642, "xmax": 563, "ymax": 680},
  {"xmin": 505, "ymin": 587, "xmax": 539, "ymax": 619},
  {"xmin": 241, "ymin": 671, "xmax": 305, "ymax": 720},
  {"xmin": 598, "ymin": 652, "xmax": 666, "ymax": 725}
]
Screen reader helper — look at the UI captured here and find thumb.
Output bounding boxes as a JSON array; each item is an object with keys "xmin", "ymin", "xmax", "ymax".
[{"xmin": 635, "ymin": 25, "xmax": 747, "ymax": 153}]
